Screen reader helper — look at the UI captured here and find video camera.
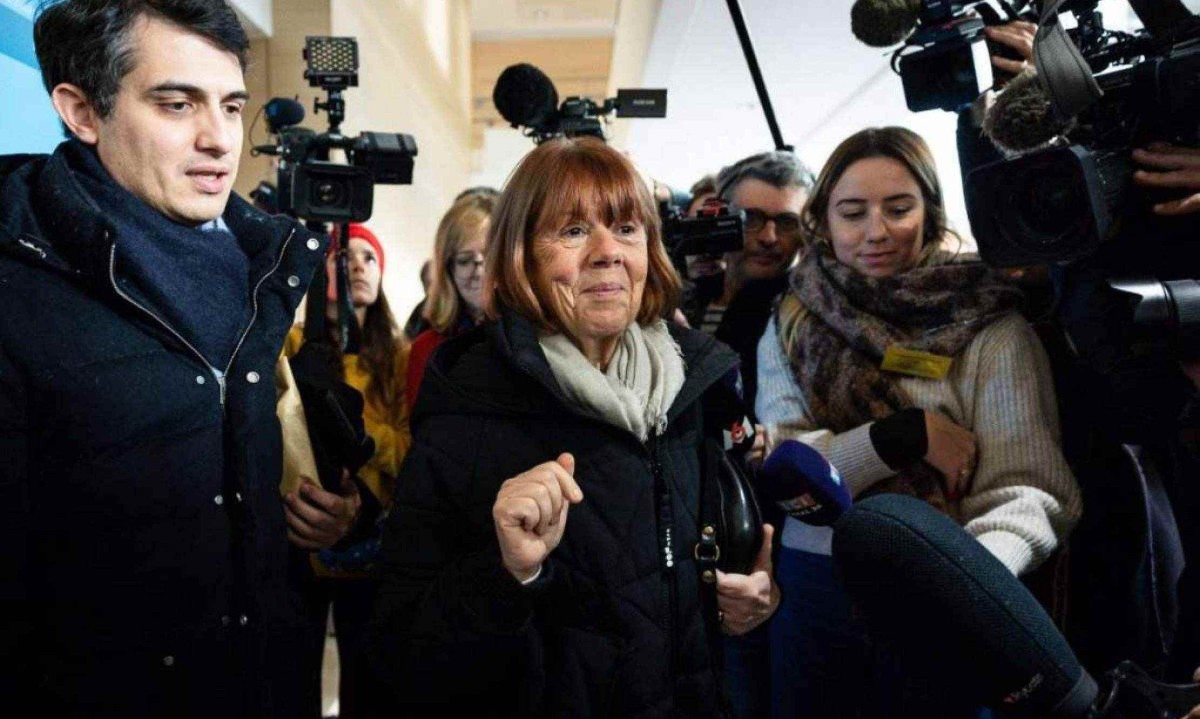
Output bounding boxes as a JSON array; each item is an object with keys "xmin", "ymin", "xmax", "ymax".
[
  {"xmin": 662, "ymin": 197, "xmax": 746, "ymax": 270},
  {"xmin": 491, "ymin": 63, "xmax": 666, "ymax": 144},
  {"xmin": 252, "ymin": 36, "xmax": 418, "ymax": 223},
  {"xmin": 850, "ymin": 0, "xmax": 1035, "ymax": 112},
  {"xmin": 963, "ymin": 0, "xmax": 1200, "ymax": 365},
  {"xmin": 491, "ymin": 63, "xmax": 746, "ymax": 285},
  {"xmin": 966, "ymin": 8, "xmax": 1200, "ymax": 266}
]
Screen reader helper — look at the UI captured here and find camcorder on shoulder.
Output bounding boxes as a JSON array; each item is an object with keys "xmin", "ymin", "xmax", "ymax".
[
  {"xmin": 850, "ymin": 0, "xmax": 1036, "ymax": 112},
  {"xmin": 966, "ymin": 4, "xmax": 1200, "ymax": 267},
  {"xmin": 253, "ymin": 36, "xmax": 418, "ymax": 223},
  {"xmin": 963, "ymin": 0, "xmax": 1200, "ymax": 362}
]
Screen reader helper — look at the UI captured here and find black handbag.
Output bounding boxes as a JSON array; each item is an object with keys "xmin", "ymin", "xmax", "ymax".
[{"xmin": 695, "ymin": 435, "xmax": 765, "ymax": 647}]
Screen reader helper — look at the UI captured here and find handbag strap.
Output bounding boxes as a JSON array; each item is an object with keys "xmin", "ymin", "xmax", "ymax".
[{"xmin": 697, "ymin": 439, "xmax": 723, "ymax": 623}]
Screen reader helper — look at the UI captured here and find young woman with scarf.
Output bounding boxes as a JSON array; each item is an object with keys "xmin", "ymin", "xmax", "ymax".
[
  {"xmin": 755, "ymin": 127, "xmax": 1082, "ymax": 718},
  {"xmin": 282, "ymin": 223, "xmax": 411, "ymax": 718}
]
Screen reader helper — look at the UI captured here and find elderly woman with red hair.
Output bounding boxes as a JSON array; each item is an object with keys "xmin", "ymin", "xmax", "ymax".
[{"xmin": 368, "ymin": 138, "xmax": 777, "ymax": 716}]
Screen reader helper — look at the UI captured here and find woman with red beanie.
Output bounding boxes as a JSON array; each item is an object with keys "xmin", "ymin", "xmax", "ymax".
[{"xmin": 283, "ymin": 223, "xmax": 411, "ymax": 718}]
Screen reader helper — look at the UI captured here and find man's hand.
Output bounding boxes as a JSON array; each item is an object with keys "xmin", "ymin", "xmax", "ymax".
[
  {"xmin": 284, "ymin": 471, "xmax": 362, "ymax": 550},
  {"xmin": 716, "ymin": 524, "xmax": 780, "ymax": 636},
  {"xmin": 493, "ymin": 453, "xmax": 584, "ymax": 583},
  {"xmin": 1133, "ymin": 143, "xmax": 1200, "ymax": 216},
  {"xmin": 923, "ymin": 411, "xmax": 978, "ymax": 501},
  {"xmin": 984, "ymin": 20, "xmax": 1036, "ymax": 76}
]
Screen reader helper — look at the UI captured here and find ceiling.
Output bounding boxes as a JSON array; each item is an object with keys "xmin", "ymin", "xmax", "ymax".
[{"xmin": 470, "ymin": 0, "xmax": 619, "ymax": 40}]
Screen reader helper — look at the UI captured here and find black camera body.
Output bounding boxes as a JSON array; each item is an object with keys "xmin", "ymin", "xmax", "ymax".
[
  {"xmin": 662, "ymin": 198, "xmax": 746, "ymax": 263},
  {"xmin": 965, "ymin": 3, "xmax": 1200, "ymax": 368},
  {"xmin": 529, "ymin": 90, "xmax": 668, "ymax": 144},
  {"xmin": 966, "ymin": 27, "xmax": 1200, "ymax": 267},
  {"xmin": 259, "ymin": 37, "xmax": 418, "ymax": 223},
  {"xmin": 896, "ymin": 0, "xmax": 1030, "ymax": 112}
]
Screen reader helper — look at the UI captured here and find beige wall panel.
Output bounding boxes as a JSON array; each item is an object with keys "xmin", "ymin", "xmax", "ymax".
[
  {"xmin": 234, "ymin": 37, "xmax": 274, "ymax": 200},
  {"xmin": 332, "ymin": 0, "xmax": 473, "ymax": 318}
]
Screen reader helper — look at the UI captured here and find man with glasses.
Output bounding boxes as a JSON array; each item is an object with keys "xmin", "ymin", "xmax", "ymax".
[{"xmin": 699, "ymin": 151, "xmax": 813, "ymax": 413}]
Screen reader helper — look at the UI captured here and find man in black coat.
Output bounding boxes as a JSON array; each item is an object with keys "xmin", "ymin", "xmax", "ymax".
[{"xmin": 0, "ymin": 2, "xmax": 354, "ymax": 716}]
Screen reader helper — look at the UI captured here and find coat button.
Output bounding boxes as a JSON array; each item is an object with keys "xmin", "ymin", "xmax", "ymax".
[
  {"xmin": 246, "ymin": 371, "xmax": 260, "ymax": 384},
  {"xmin": 162, "ymin": 655, "xmax": 175, "ymax": 667},
  {"xmin": 306, "ymin": 237, "xmax": 320, "ymax": 251},
  {"xmin": 221, "ymin": 615, "xmax": 232, "ymax": 627},
  {"xmin": 287, "ymin": 275, "xmax": 301, "ymax": 288},
  {"xmin": 196, "ymin": 375, "xmax": 206, "ymax": 385},
  {"xmin": 239, "ymin": 614, "xmax": 249, "ymax": 626},
  {"xmin": 234, "ymin": 492, "xmax": 243, "ymax": 503},
  {"xmin": 214, "ymin": 495, "xmax": 224, "ymax": 506}
]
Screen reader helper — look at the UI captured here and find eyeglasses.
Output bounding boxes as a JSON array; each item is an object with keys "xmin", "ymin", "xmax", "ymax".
[
  {"xmin": 451, "ymin": 253, "xmax": 484, "ymax": 272},
  {"xmin": 739, "ymin": 208, "xmax": 802, "ymax": 236}
]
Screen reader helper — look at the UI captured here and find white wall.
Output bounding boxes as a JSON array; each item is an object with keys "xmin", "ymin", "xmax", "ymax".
[
  {"xmin": 619, "ymin": 0, "xmax": 1164, "ymax": 243},
  {"xmin": 624, "ymin": 0, "xmax": 972, "ymax": 238}
]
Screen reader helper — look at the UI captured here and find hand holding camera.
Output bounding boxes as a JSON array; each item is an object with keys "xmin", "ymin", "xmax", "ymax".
[{"xmin": 1133, "ymin": 143, "xmax": 1200, "ymax": 216}]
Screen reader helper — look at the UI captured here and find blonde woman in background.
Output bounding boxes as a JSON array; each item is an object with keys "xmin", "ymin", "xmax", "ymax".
[{"xmin": 405, "ymin": 190, "xmax": 497, "ymax": 413}]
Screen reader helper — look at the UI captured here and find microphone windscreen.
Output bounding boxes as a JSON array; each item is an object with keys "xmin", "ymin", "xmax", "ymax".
[
  {"xmin": 757, "ymin": 440, "xmax": 851, "ymax": 526},
  {"xmin": 832, "ymin": 495, "xmax": 1098, "ymax": 718},
  {"xmin": 850, "ymin": 0, "xmax": 921, "ymax": 48},
  {"xmin": 264, "ymin": 97, "xmax": 305, "ymax": 132},
  {"xmin": 983, "ymin": 68, "xmax": 1074, "ymax": 154},
  {"xmin": 493, "ymin": 63, "xmax": 559, "ymax": 129}
]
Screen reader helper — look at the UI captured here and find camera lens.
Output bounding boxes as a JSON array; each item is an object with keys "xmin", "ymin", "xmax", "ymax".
[
  {"xmin": 1019, "ymin": 170, "xmax": 1082, "ymax": 239},
  {"xmin": 313, "ymin": 179, "xmax": 345, "ymax": 208},
  {"xmin": 995, "ymin": 156, "xmax": 1093, "ymax": 258}
]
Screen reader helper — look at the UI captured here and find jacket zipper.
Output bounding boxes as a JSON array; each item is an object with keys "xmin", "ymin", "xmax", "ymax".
[
  {"xmin": 648, "ymin": 432, "xmax": 679, "ymax": 690},
  {"xmin": 106, "ymin": 228, "xmax": 295, "ymax": 409},
  {"xmin": 220, "ymin": 228, "xmax": 295, "ymax": 405}
]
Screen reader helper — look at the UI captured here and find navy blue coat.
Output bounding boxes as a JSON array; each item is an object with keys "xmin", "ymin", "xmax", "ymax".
[
  {"xmin": 0, "ymin": 147, "xmax": 325, "ymax": 718},
  {"xmin": 369, "ymin": 309, "xmax": 739, "ymax": 717}
]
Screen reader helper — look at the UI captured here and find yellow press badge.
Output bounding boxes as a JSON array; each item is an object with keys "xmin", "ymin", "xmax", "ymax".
[{"xmin": 881, "ymin": 345, "xmax": 953, "ymax": 380}]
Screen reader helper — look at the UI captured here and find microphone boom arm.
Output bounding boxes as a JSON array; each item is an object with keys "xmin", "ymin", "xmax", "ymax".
[{"xmin": 724, "ymin": 0, "xmax": 793, "ymax": 152}]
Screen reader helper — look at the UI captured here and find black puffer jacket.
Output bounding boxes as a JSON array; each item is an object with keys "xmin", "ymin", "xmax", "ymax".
[
  {"xmin": 0, "ymin": 147, "xmax": 324, "ymax": 718},
  {"xmin": 369, "ymin": 309, "xmax": 739, "ymax": 717}
]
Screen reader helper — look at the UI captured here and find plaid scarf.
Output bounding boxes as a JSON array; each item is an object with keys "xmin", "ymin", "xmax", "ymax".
[{"xmin": 781, "ymin": 245, "xmax": 1022, "ymax": 508}]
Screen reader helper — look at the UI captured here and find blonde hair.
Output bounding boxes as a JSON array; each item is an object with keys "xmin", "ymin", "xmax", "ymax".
[
  {"xmin": 484, "ymin": 137, "xmax": 680, "ymax": 331},
  {"xmin": 425, "ymin": 193, "xmax": 496, "ymax": 333}
]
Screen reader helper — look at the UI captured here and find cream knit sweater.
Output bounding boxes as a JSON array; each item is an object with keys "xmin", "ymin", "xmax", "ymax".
[{"xmin": 756, "ymin": 312, "xmax": 1082, "ymax": 576}]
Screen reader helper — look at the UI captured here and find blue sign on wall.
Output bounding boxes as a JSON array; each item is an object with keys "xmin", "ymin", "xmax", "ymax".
[{"xmin": 1, "ymin": 3, "xmax": 66, "ymax": 155}]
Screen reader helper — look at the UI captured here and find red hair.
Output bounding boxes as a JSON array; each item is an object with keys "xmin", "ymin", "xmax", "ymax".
[{"xmin": 484, "ymin": 137, "xmax": 680, "ymax": 330}]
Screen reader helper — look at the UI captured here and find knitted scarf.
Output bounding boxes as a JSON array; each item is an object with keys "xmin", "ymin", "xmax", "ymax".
[
  {"xmin": 62, "ymin": 140, "xmax": 250, "ymax": 369},
  {"xmin": 782, "ymin": 245, "xmax": 1022, "ymax": 508},
  {"xmin": 541, "ymin": 319, "xmax": 686, "ymax": 442}
]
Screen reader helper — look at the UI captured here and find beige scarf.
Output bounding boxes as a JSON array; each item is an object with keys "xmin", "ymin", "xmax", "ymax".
[{"xmin": 540, "ymin": 319, "xmax": 686, "ymax": 441}]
